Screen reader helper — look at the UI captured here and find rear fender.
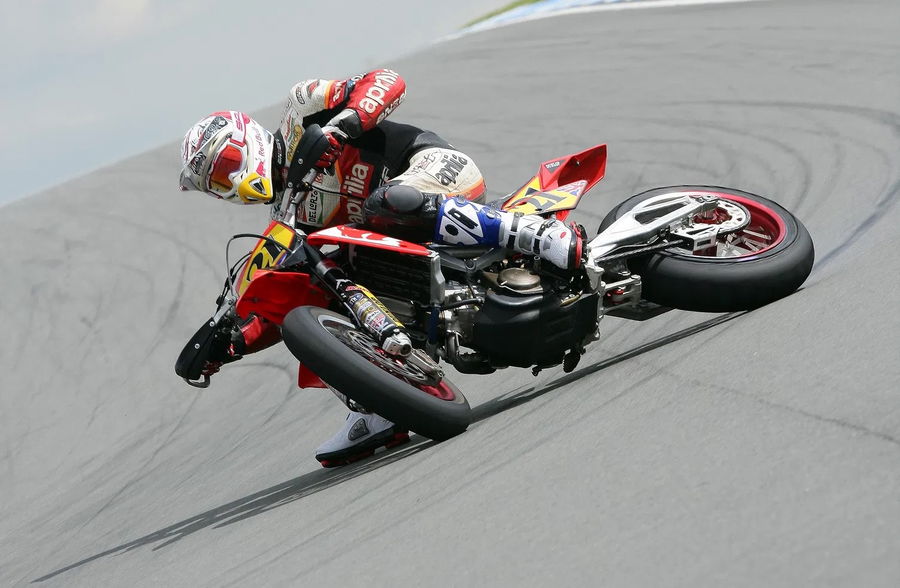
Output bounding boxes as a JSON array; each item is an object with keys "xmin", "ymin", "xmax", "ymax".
[{"xmin": 502, "ymin": 144, "xmax": 607, "ymax": 220}]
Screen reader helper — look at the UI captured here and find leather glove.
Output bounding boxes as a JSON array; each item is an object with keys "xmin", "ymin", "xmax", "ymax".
[
  {"xmin": 315, "ymin": 125, "xmax": 348, "ymax": 170},
  {"xmin": 201, "ymin": 322, "xmax": 245, "ymax": 377}
]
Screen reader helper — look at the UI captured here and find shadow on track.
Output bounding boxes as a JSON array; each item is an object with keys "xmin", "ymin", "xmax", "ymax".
[
  {"xmin": 34, "ymin": 311, "xmax": 743, "ymax": 583},
  {"xmin": 472, "ymin": 311, "xmax": 745, "ymax": 423},
  {"xmin": 33, "ymin": 439, "xmax": 436, "ymax": 583}
]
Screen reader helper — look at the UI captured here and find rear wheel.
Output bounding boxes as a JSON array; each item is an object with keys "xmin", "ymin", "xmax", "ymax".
[
  {"xmin": 598, "ymin": 186, "xmax": 814, "ymax": 312},
  {"xmin": 282, "ymin": 306, "xmax": 470, "ymax": 440}
]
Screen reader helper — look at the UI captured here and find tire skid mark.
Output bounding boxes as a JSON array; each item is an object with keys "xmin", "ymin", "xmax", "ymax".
[
  {"xmin": 73, "ymin": 389, "xmax": 204, "ymax": 536},
  {"xmin": 690, "ymin": 101, "xmax": 900, "ymax": 268}
]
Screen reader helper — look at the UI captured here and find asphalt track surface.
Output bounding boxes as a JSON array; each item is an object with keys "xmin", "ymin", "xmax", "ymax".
[{"xmin": 2, "ymin": 0, "xmax": 899, "ymax": 585}]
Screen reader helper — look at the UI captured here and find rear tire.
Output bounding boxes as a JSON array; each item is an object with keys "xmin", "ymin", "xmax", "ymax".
[
  {"xmin": 598, "ymin": 186, "xmax": 814, "ymax": 312},
  {"xmin": 282, "ymin": 306, "xmax": 471, "ymax": 440}
]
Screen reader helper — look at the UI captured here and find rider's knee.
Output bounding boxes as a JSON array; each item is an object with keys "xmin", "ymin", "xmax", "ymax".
[
  {"xmin": 363, "ymin": 184, "xmax": 442, "ymax": 240},
  {"xmin": 390, "ymin": 147, "xmax": 485, "ymax": 203}
]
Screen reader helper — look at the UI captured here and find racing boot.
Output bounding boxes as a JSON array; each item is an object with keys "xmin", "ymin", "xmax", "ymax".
[
  {"xmin": 315, "ymin": 410, "xmax": 410, "ymax": 468},
  {"xmin": 364, "ymin": 185, "xmax": 585, "ymax": 270},
  {"xmin": 435, "ymin": 196, "xmax": 586, "ymax": 270}
]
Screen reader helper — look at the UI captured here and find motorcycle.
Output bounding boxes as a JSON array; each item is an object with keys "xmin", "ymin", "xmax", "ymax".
[{"xmin": 176, "ymin": 125, "xmax": 814, "ymax": 441}]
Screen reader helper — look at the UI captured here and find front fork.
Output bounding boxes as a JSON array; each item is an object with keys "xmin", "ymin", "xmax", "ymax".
[{"xmin": 303, "ymin": 242, "xmax": 413, "ymax": 357}]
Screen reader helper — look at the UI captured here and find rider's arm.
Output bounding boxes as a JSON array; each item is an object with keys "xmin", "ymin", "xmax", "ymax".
[
  {"xmin": 279, "ymin": 70, "xmax": 407, "ymax": 162},
  {"xmin": 333, "ymin": 69, "xmax": 406, "ymax": 137}
]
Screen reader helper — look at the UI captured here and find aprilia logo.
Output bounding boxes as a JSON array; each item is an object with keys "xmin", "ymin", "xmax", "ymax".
[
  {"xmin": 359, "ymin": 70, "xmax": 400, "ymax": 114},
  {"xmin": 342, "ymin": 163, "xmax": 372, "ymax": 198},
  {"xmin": 436, "ymin": 154, "xmax": 468, "ymax": 187}
]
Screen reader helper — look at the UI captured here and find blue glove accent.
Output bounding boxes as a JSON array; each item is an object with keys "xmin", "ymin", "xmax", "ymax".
[{"xmin": 435, "ymin": 196, "xmax": 502, "ymax": 246}]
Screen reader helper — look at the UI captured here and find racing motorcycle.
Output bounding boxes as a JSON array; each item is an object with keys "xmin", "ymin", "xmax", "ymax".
[{"xmin": 176, "ymin": 125, "xmax": 814, "ymax": 441}]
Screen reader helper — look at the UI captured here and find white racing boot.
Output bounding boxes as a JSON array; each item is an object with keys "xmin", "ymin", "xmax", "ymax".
[
  {"xmin": 315, "ymin": 410, "xmax": 410, "ymax": 468},
  {"xmin": 436, "ymin": 196, "xmax": 585, "ymax": 270}
]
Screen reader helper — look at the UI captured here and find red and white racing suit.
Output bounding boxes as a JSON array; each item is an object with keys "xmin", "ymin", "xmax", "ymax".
[
  {"xmin": 274, "ymin": 69, "xmax": 485, "ymax": 228},
  {"xmin": 238, "ymin": 69, "xmax": 484, "ymax": 354}
]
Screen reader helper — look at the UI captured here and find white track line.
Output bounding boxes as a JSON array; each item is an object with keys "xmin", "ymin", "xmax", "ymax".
[{"xmin": 450, "ymin": 0, "xmax": 763, "ymax": 39}]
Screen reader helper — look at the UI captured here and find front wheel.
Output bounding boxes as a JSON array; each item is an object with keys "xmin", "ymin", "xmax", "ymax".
[
  {"xmin": 282, "ymin": 306, "xmax": 471, "ymax": 440},
  {"xmin": 598, "ymin": 186, "xmax": 814, "ymax": 312}
]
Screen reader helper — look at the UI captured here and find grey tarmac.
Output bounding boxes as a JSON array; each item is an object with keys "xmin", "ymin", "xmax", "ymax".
[{"xmin": 1, "ymin": 0, "xmax": 898, "ymax": 585}]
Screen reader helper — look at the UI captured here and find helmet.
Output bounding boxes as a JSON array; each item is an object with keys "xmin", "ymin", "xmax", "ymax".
[{"xmin": 179, "ymin": 111, "xmax": 275, "ymax": 204}]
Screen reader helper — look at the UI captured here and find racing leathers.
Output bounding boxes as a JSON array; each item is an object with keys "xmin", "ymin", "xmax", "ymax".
[
  {"xmin": 212, "ymin": 69, "xmax": 485, "ymax": 368},
  {"xmin": 204, "ymin": 70, "xmax": 584, "ymax": 465}
]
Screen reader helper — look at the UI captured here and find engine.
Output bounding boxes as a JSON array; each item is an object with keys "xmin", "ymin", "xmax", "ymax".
[
  {"xmin": 348, "ymin": 247, "xmax": 599, "ymax": 373},
  {"xmin": 466, "ymin": 269, "xmax": 599, "ymax": 369}
]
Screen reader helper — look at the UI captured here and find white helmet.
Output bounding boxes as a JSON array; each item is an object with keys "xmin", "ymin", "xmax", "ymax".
[{"xmin": 179, "ymin": 111, "xmax": 275, "ymax": 203}]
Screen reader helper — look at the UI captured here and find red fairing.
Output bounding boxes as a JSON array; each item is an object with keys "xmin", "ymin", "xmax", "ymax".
[
  {"xmin": 538, "ymin": 144, "xmax": 607, "ymax": 193},
  {"xmin": 240, "ymin": 315, "xmax": 282, "ymax": 354},
  {"xmin": 236, "ymin": 270, "xmax": 332, "ymax": 324},
  {"xmin": 298, "ymin": 364, "xmax": 327, "ymax": 389},
  {"xmin": 307, "ymin": 225, "xmax": 432, "ymax": 257},
  {"xmin": 346, "ymin": 69, "xmax": 406, "ymax": 131}
]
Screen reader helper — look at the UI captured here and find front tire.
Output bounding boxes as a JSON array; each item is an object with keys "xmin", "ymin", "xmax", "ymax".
[
  {"xmin": 598, "ymin": 186, "xmax": 814, "ymax": 312},
  {"xmin": 282, "ymin": 306, "xmax": 471, "ymax": 440}
]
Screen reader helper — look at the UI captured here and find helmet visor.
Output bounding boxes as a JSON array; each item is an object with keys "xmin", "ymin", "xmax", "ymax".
[{"xmin": 208, "ymin": 141, "xmax": 246, "ymax": 194}]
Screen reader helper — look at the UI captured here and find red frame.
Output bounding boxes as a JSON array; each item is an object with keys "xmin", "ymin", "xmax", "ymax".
[{"xmin": 307, "ymin": 225, "xmax": 432, "ymax": 256}]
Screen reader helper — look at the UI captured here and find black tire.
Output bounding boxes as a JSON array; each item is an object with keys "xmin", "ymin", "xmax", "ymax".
[
  {"xmin": 598, "ymin": 186, "xmax": 814, "ymax": 312},
  {"xmin": 282, "ymin": 306, "xmax": 470, "ymax": 440}
]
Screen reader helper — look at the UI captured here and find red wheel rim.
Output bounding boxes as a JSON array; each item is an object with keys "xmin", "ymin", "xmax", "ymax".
[
  {"xmin": 417, "ymin": 381, "xmax": 456, "ymax": 401},
  {"xmin": 690, "ymin": 191, "xmax": 787, "ymax": 258}
]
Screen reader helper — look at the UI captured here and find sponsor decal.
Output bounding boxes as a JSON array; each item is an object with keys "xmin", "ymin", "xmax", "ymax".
[
  {"xmin": 358, "ymin": 70, "xmax": 401, "ymax": 114},
  {"xmin": 304, "ymin": 190, "xmax": 323, "ymax": 224},
  {"xmin": 342, "ymin": 162, "xmax": 373, "ymax": 198},
  {"xmin": 188, "ymin": 151, "xmax": 207, "ymax": 174},
  {"xmin": 306, "ymin": 79, "xmax": 320, "ymax": 94},
  {"xmin": 437, "ymin": 198, "xmax": 489, "ymax": 246},
  {"xmin": 436, "ymin": 153, "xmax": 468, "ymax": 187},
  {"xmin": 273, "ymin": 132, "xmax": 285, "ymax": 168},
  {"xmin": 286, "ymin": 124, "xmax": 303, "ymax": 161},
  {"xmin": 507, "ymin": 187, "xmax": 572, "ymax": 213},
  {"xmin": 251, "ymin": 124, "xmax": 266, "ymax": 160},
  {"xmin": 200, "ymin": 116, "xmax": 228, "ymax": 147},
  {"xmin": 230, "ymin": 111, "xmax": 246, "ymax": 145},
  {"xmin": 348, "ymin": 284, "xmax": 402, "ymax": 324},
  {"xmin": 294, "ymin": 85, "xmax": 306, "ymax": 105},
  {"xmin": 331, "ymin": 80, "xmax": 347, "ymax": 105},
  {"xmin": 375, "ymin": 91, "xmax": 406, "ymax": 125},
  {"xmin": 346, "ymin": 199, "xmax": 364, "ymax": 224},
  {"xmin": 544, "ymin": 160, "xmax": 563, "ymax": 171},
  {"xmin": 556, "ymin": 180, "xmax": 587, "ymax": 197},
  {"xmin": 238, "ymin": 222, "xmax": 295, "ymax": 295}
]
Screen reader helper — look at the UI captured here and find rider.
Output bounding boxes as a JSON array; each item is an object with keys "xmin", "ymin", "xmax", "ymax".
[{"xmin": 178, "ymin": 69, "xmax": 585, "ymax": 466}]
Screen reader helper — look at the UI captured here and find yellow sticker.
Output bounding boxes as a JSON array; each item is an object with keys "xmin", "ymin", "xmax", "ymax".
[
  {"xmin": 503, "ymin": 188, "xmax": 579, "ymax": 215},
  {"xmin": 238, "ymin": 222, "xmax": 296, "ymax": 295},
  {"xmin": 355, "ymin": 284, "xmax": 402, "ymax": 324}
]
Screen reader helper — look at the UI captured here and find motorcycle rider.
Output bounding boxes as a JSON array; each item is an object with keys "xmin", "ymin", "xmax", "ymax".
[{"xmin": 179, "ymin": 69, "xmax": 586, "ymax": 466}]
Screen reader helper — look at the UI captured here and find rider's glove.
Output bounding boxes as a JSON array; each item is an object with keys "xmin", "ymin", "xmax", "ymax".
[
  {"xmin": 201, "ymin": 322, "xmax": 246, "ymax": 377},
  {"xmin": 315, "ymin": 125, "xmax": 348, "ymax": 170}
]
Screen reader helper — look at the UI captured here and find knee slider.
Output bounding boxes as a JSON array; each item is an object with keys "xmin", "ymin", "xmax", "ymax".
[{"xmin": 383, "ymin": 184, "xmax": 425, "ymax": 213}]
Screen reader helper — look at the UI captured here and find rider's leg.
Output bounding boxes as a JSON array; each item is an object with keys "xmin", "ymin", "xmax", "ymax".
[
  {"xmin": 314, "ymin": 147, "xmax": 484, "ymax": 468},
  {"xmin": 365, "ymin": 185, "xmax": 585, "ymax": 270}
]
